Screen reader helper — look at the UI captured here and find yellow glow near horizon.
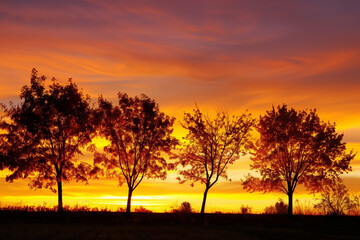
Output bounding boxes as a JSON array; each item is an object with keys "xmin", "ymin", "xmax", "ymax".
[{"xmin": 0, "ymin": 190, "xmax": 323, "ymax": 213}]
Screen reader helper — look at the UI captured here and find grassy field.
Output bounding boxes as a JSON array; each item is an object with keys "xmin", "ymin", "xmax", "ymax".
[{"xmin": 0, "ymin": 212, "xmax": 359, "ymax": 240}]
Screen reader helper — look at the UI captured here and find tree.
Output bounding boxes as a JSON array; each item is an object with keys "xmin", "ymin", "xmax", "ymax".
[
  {"xmin": 239, "ymin": 205, "xmax": 252, "ymax": 214},
  {"xmin": 176, "ymin": 106, "xmax": 254, "ymax": 214},
  {"xmin": 94, "ymin": 93, "xmax": 178, "ymax": 214},
  {"xmin": 242, "ymin": 104, "xmax": 355, "ymax": 216},
  {"xmin": 172, "ymin": 201, "xmax": 192, "ymax": 213},
  {"xmin": 263, "ymin": 199, "xmax": 288, "ymax": 215},
  {"xmin": 314, "ymin": 178, "xmax": 359, "ymax": 215},
  {"xmin": 178, "ymin": 201, "xmax": 192, "ymax": 213},
  {"xmin": 0, "ymin": 68, "xmax": 97, "ymax": 212}
]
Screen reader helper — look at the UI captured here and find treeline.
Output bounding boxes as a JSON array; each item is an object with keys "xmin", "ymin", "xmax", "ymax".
[{"xmin": 0, "ymin": 69, "xmax": 356, "ymax": 216}]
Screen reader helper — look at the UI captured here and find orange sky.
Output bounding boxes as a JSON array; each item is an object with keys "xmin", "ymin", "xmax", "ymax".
[{"xmin": 0, "ymin": 0, "xmax": 360, "ymax": 213}]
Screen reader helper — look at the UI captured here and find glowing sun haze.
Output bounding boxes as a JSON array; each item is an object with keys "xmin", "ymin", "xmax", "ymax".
[{"xmin": 0, "ymin": 0, "xmax": 360, "ymax": 212}]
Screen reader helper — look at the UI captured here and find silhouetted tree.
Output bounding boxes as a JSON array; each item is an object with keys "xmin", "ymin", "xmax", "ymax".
[
  {"xmin": 263, "ymin": 199, "xmax": 288, "ymax": 215},
  {"xmin": 179, "ymin": 201, "xmax": 192, "ymax": 213},
  {"xmin": 176, "ymin": 106, "xmax": 253, "ymax": 214},
  {"xmin": 240, "ymin": 205, "xmax": 252, "ymax": 214},
  {"xmin": 94, "ymin": 93, "xmax": 178, "ymax": 214},
  {"xmin": 172, "ymin": 201, "xmax": 192, "ymax": 213},
  {"xmin": 314, "ymin": 178, "xmax": 359, "ymax": 215},
  {"xmin": 0, "ymin": 69, "xmax": 97, "ymax": 212},
  {"xmin": 242, "ymin": 104, "xmax": 355, "ymax": 216}
]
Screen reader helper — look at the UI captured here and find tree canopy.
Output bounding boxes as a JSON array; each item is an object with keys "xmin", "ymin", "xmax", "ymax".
[
  {"xmin": 242, "ymin": 104, "xmax": 355, "ymax": 215},
  {"xmin": 94, "ymin": 93, "xmax": 178, "ymax": 213},
  {"xmin": 0, "ymin": 69, "xmax": 97, "ymax": 212},
  {"xmin": 0, "ymin": 69, "xmax": 358, "ymax": 216},
  {"xmin": 176, "ymin": 106, "xmax": 254, "ymax": 214}
]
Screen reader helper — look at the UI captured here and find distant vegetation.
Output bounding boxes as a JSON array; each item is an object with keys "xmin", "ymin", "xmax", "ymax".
[
  {"xmin": 171, "ymin": 201, "xmax": 193, "ymax": 213},
  {"xmin": 0, "ymin": 69, "xmax": 357, "ymax": 216},
  {"xmin": 314, "ymin": 179, "xmax": 360, "ymax": 215},
  {"xmin": 1, "ymin": 199, "xmax": 360, "ymax": 216},
  {"xmin": 263, "ymin": 199, "xmax": 288, "ymax": 215}
]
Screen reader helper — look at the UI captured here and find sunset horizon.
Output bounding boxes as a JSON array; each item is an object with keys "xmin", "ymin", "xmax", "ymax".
[{"xmin": 0, "ymin": 68, "xmax": 358, "ymax": 214}]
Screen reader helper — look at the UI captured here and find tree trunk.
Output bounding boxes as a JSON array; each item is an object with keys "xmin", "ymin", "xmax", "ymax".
[
  {"xmin": 126, "ymin": 187, "xmax": 133, "ymax": 214},
  {"xmin": 57, "ymin": 180, "xmax": 63, "ymax": 213},
  {"xmin": 288, "ymin": 191, "xmax": 293, "ymax": 216},
  {"xmin": 200, "ymin": 187, "xmax": 209, "ymax": 215}
]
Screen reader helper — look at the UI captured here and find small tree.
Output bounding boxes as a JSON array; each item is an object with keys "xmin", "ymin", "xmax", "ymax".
[
  {"xmin": 171, "ymin": 201, "xmax": 192, "ymax": 213},
  {"xmin": 240, "ymin": 205, "xmax": 252, "ymax": 214},
  {"xmin": 94, "ymin": 93, "xmax": 178, "ymax": 214},
  {"xmin": 178, "ymin": 201, "xmax": 192, "ymax": 213},
  {"xmin": 263, "ymin": 199, "xmax": 288, "ymax": 215},
  {"xmin": 314, "ymin": 179, "xmax": 359, "ymax": 215},
  {"xmin": 176, "ymin": 106, "xmax": 253, "ymax": 214},
  {"xmin": 242, "ymin": 105, "xmax": 355, "ymax": 216},
  {"xmin": 0, "ymin": 69, "xmax": 97, "ymax": 212}
]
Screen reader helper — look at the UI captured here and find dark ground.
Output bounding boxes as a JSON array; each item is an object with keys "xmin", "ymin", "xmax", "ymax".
[{"xmin": 0, "ymin": 211, "xmax": 359, "ymax": 240}]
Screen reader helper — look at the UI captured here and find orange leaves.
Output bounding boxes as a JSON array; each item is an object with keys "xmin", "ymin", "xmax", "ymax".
[
  {"xmin": 176, "ymin": 106, "xmax": 254, "ymax": 188},
  {"xmin": 243, "ymin": 104, "xmax": 355, "ymax": 197},
  {"xmin": 0, "ymin": 69, "xmax": 98, "ymax": 206},
  {"xmin": 94, "ymin": 93, "xmax": 178, "ymax": 191}
]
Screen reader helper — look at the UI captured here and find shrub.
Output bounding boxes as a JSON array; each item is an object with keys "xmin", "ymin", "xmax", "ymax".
[
  {"xmin": 314, "ymin": 180, "xmax": 359, "ymax": 216},
  {"xmin": 293, "ymin": 200, "xmax": 318, "ymax": 215},
  {"xmin": 263, "ymin": 199, "xmax": 288, "ymax": 214},
  {"xmin": 134, "ymin": 206, "xmax": 153, "ymax": 213},
  {"xmin": 172, "ymin": 201, "xmax": 192, "ymax": 213},
  {"xmin": 240, "ymin": 205, "xmax": 252, "ymax": 214}
]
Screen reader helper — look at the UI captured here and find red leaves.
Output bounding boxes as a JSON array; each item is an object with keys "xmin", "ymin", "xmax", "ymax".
[
  {"xmin": 0, "ymin": 70, "xmax": 356, "ymax": 214},
  {"xmin": 0, "ymin": 69, "xmax": 97, "ymax": 192},
  {"xmin": 243, "ymin": 104, "xmax": 354, "ymax": 197},
  {"xmin": 94, "ymin": 93, "xmax": 178, "ymax": 192}
]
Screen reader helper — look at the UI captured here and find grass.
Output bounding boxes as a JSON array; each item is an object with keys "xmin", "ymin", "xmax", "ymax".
[{"xmin": 0, "ymin": 211, "xmax": 360, "ymax": 240}]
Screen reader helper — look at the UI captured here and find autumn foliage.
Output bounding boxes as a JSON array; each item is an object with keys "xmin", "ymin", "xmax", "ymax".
[
  {"xmin": 242, "ymin": 105, "xmax": 354, "ymax": 215},
  {"xmin": 176, "ymin": 106, "xmax": 254, "ymax": 214},
  {"xmin": 93, "ymin": 93, "xmax": 178, "ymax": 213},
  {"xmin": 0, "ymin": 70, "xmax": 357, "ymax": 216},
  {"xmin": 0, "ymin": 69, "xmax": 97, "ymax": 212}
]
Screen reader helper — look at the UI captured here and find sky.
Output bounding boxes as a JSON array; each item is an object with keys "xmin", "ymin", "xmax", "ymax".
[{"xmin": 0, "ymin": 0, "xmax": 360, "ymax": 213}]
